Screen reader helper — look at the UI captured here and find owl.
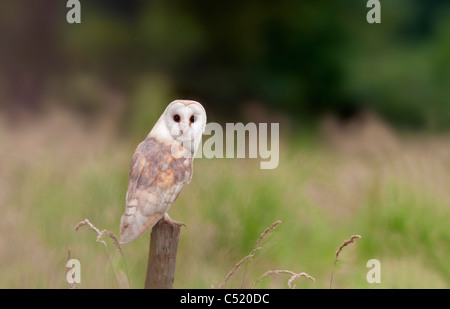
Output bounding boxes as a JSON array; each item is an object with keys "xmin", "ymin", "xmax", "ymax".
[{"xmin": 119, "ymin": 100, "xmax": 206, "ymax": 244}]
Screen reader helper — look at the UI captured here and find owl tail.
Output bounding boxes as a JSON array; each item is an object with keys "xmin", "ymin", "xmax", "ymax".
[{"xmin": 119, "ymin": 211, "xmax": 164, "ymax": 244}]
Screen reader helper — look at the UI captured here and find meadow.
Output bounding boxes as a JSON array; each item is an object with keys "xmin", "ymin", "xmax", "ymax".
[{"xmin": 1, "ymin": 109, "xmax": 450, "ymax": 289}]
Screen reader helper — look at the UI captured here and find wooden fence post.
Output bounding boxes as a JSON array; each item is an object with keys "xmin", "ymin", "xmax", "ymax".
[{"xmin": 144, "ymin": 219, "xmax": 181, "ymax": 289}]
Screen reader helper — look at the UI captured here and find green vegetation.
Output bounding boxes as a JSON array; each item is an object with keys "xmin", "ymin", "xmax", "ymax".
[
  {"xmin": 0, "ymin": 0, "xmax": 449, "ymax": 289},
  {"xmin": 2, "ymin": 113, "xmax": 449, "ymax": 288}
]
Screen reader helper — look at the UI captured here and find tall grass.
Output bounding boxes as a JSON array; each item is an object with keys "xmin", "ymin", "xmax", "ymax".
[
  {"xmin": 216, "ymin": 221, "xmax": 282, "ymax": 289},
  {"xmin": 1, "ymin": 111, "xmax": 450, "ymax": 288}
]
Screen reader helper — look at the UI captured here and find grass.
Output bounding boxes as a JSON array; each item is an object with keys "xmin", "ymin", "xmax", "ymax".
[
  {"xmin": 329, "ymin": 235, "xmax": 361, "ymax": 288},
  {"xmin": 1, "ymin": 110, "xmax": 450, "ymax": 288},
  {"xmin": 253, "ymin": 270, "xmax": 315, "ymax": 289},
  {"xmin": 216, "ymin": 220, "xmax": 282, "ymax": 289}
]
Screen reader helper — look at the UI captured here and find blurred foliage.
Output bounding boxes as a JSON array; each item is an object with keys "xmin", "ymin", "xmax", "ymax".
[
  {"xmin": 1, "ymin": 1, "xmax": 450, "ymax": 289},
  {"xmin": 0, "ymin": 0, "xmax": 450, "ymax": 129},
  {"xmin": 2, "ymin": 115, "xmax": 450, "ymax": 288}
]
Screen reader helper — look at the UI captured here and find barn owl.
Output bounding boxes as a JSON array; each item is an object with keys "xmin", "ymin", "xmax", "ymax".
[{"xmin": 119, "ymin": 100, "xmax": 206, "ymax": 244}]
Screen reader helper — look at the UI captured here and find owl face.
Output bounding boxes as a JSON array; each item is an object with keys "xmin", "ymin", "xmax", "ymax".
[{"xmin": 150, "ymin": 100, "xmax": 206, "ymax": 155}]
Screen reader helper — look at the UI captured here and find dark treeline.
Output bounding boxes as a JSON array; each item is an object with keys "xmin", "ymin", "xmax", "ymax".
[{"xmin": 0, "ymin": 0, "xmax": 449, "ymax": 130}]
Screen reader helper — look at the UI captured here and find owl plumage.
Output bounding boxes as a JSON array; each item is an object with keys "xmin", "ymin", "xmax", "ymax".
[{"xmin": 120, "ymin": 100, "xmax": 206, "ymax": 244}]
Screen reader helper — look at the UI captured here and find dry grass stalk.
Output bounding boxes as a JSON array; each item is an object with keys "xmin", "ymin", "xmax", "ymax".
[
  {"xmin": 75, "ymin": 218, "xmax": 130, "ymax": 288},
  {"xmin": 255, "ymin": 220, "xmax": 282, "ymax": 248},
  {"xmin": 66, "ymin": 247, "xmax": 77, "ymax": 289},
  {"xmin": 97, "ymin": 230, "xmax": 126, "ymax": 261},
  {"xmin": 334, "ymin": 235, "xmax": 361, "ymax": 265},
  {"xmin": 75, "ymin": 219, "xmax": 124, "ymax": 258},
  {"xmin": 253, "ymin": 270, "xmax": 315, "ymax": 289},
  {"xmin": 216, "ymin": 247, "xmax": 261, "ymax": 289},
  {"xmin": 216, "ymin": 220, "xmax": 282, "ymax": 289},
  {"xmin": 75, "ymin": 218, "xmax": 106, "ymax": 246},
  {"xmin": 98, "ymin": 229, "xmax": 130, "ymax": 287},
  {"xmin": 330, "ymin": 234, "xmax": 361, "ymax": 289}
]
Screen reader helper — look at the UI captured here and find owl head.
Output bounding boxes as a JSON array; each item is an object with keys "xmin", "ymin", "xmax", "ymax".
[{"xmin": 150, "ymin": 100, "xmax": 206, "ymax": 156}]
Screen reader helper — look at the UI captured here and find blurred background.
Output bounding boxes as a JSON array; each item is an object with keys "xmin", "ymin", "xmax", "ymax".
[{"xmin": 1, "ymin": 0, "xmax": 450, "ymax": 288}]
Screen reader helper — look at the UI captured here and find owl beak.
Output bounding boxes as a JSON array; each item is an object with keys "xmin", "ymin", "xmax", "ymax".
[{"xmin": 179, "ymin": 123, "xmax": 188, "ymax": 135}]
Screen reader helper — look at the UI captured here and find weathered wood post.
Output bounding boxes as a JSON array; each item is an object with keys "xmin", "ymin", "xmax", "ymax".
[{"xmin": 144, "ymin": 219, "xmax": 181, "ymax": 289}]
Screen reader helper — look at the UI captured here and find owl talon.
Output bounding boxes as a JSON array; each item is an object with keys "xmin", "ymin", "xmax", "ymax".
[{"xmin": 163, "ymin": 214, "xmax": 187, "ymax": 228}]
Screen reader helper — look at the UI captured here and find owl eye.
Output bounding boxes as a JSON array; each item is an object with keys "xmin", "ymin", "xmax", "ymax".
[
  {"xmin": 190, "ymin": 115, "xmax": 196, "ymax": 123},
  {"xmin": 173, "ymin": 114, "xmax": 180, "ymax": 122}
]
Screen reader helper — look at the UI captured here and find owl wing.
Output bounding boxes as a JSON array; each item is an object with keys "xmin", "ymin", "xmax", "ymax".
[{"xmin": 119, "ymin": 137, "xmax": 192, "ymax": 244}]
